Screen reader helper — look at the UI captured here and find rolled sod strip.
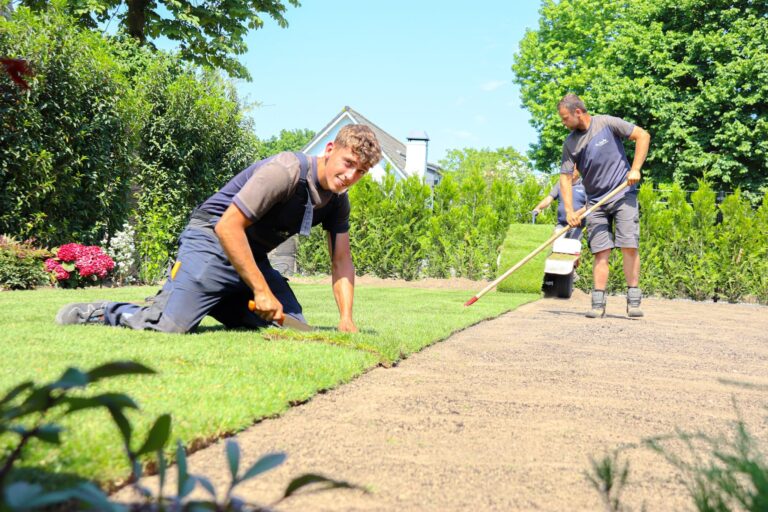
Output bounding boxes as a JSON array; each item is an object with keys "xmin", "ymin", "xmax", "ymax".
[{"xmin": 496, "ymin": 224, "xmax": 554, "ymax": 294}]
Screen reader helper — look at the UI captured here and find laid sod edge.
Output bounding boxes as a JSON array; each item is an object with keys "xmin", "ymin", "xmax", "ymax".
[{"xmin": 0, "ymin": 284, "xmax": 537, "ymax": 488}]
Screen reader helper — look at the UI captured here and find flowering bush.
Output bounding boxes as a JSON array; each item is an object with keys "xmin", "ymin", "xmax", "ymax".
[
  {"xmin": 45, "ymin": 243, "xmax": 115, "ymax": 287},
  {"xmin": 102, "ymin": 222, "xmax": 139, "ymax": 285}
]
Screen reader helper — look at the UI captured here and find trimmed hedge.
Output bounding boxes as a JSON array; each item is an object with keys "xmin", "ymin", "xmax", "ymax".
[
  {"xmin": 319, "ymin": 175, "xmax": 766, "ymax": 304},
  {"xmin": 297, "ymin": 167, "xmax": 552, "ymax": 281},
  {"xmin": 573, "ymin": 182, "xmax": 768, "ymax": 304}
]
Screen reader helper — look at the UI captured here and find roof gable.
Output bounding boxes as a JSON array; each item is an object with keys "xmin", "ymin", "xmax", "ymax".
[{"xmin": 302, "ymin": 106, "xmax": 440, "ymax": 180}]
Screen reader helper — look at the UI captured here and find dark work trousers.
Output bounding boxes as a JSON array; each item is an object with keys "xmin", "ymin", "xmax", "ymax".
[{"xmin": 103, "ymin": 219, "xmax": 305, "ymax": 333}]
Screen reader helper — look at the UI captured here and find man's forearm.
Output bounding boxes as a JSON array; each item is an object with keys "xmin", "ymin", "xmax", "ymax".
[
  {"xmin": 535, "ymin": 196, "xmax": 553, "ymax": 211},
  {"xmin": 216, "ymin": 226, "xmax": 268, "ymax": 293},
  {"xmin": 559, "ymin": 174, "xmax": 573, "ymax": 213},
  {"xmin": 630, "ymin": 129, "xmax": 651, "ymax": 172},
  {"xmin": 215, "ymin": 208, "xmax": 269, "ymax": 294},
  {"xmin": 332, "ymin": 260, "xmax": 355, "ymax": 321},
  {"xmin": 327, "ymin": 232, "xmax": 356, "ymax": 331}
]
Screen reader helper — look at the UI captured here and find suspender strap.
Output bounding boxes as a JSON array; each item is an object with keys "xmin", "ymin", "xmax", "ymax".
[
  {"xmin": 294, "ymin": 152, "xmax": 313, "ymax": 237},
  {"xmin": 296, "ymin": 151, "xmax": 309, "ymax": 181}
]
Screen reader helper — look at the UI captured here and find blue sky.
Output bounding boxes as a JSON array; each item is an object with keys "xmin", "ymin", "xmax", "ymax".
[{"xmin": 233, "ymin": 0, "xmax": 542, "ymax": 164}]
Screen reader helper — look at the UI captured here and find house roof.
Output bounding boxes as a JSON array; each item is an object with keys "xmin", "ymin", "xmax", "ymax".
[{"xmin": 302, "ymin": 106, "xmax": 441, "ymax": 177}]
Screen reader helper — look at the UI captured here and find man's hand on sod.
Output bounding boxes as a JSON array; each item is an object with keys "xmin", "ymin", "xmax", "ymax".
[{"xmin": 338, "ymin": 317, "xmax": 358, "ymax": 333}]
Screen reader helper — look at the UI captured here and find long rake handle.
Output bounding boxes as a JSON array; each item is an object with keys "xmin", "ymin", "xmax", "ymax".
[{"xmin": 464, "ymin": 181, "xmax": 630, "ymax": 306}]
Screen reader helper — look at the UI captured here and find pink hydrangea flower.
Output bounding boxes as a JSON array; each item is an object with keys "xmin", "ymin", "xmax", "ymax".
[
  {"xmin": 44, "ymin": 258, "xmax": 70, "ymax": 281},
  {"xmin": 75, "ymin": 246, "xmax": 115, "ymax": 278},
  {"xmin": 46, "ymin": 243, "xmax": 115, "ymax": 285},
  {"xmin": 56, "ymin": 243, "xmax": 83, "ymax": 262}
]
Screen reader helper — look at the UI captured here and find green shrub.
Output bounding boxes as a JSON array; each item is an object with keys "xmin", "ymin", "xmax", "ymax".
[
  {"xmin": 0, "ymin": 235, "xmax": 50, "ymax": 290},
  {"xmin": 575, "ymin": 182, "xmax": 767, "ymax": 304},
  {"xmin": 134, "ymin": 198, "xmax": 178, "ymax": 284},
  {"xmin": 714, "ymin": 191, "xmax": 762, "ymax": 303},
  {"xmin": 348, "ymin": 172, "xmax": 432, "ymax": 280},
  {"xmin": 0, "ymin": 5, "xmax": 139, "ymax": 246},
  {"xmin": 752, "ymin": 193, "xmax": 768, "ymax": 303},
  {"xmin": 430, "ymin": 171, "xmax": 500, "ymax": 280},
  {"xmin": 130, "ymin": 57, "xmax": 258, "ymax": 281}
]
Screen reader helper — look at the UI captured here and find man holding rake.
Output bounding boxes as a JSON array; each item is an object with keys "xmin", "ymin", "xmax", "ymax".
[{"xmin": 557, "ymin": 93, "xmax": 651, "ymax": 318}]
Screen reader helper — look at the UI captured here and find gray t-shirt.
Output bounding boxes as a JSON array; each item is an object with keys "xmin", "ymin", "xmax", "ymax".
[
  {"xmin": 200, "ymin": 152, "xmax": 350, "ymax": 235},
  {"xmin": 560, "ymin": 115, "xmax": 636, "ymax": 205},
  {"xmin": 234, "ymin": 152, "xmax": 341, "ymax": 223}
]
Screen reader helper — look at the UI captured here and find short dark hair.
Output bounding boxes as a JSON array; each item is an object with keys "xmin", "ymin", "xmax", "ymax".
[{"xmin": 558, "ymin": 93, "xmax": 588, "ymax": 114}]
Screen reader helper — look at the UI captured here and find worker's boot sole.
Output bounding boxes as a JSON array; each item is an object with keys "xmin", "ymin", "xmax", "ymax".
[
  {"xmin": 585, "ymin": 307, "xmax": 606, "ymax": 318},
  {"xmin": 586, "ymin": 290, "xmax": 607, "ymax": 318},
  {"xmin": 626, "ymin": 287, "xmax": 644, "ymax": 318},
  {"xmin": 55, "ymin": 302, "xmax": 107, "ymax": 325}
]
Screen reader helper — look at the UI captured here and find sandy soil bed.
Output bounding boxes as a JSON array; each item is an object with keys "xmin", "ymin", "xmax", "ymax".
[{"xmin": 115, "ymin": 283, "xmax": 768, "ymax": 511}]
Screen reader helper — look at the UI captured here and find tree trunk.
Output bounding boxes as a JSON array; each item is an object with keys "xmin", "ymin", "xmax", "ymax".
[{"xmin": 126, "ymin": 0, "xmax": 148, "ymax": 43}]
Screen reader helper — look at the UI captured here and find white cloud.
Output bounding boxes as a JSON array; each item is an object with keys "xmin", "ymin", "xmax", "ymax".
[
  {"xmin": 481, "ymin": 80, "xmax": 507, "ymax": 92},
  {"xmin": 474, "ymin": 115, "xmax": 488, "ymax": 125},
  {"xmin": 455, "ymin": 96, "xmax": 466, "ymax": 106}
]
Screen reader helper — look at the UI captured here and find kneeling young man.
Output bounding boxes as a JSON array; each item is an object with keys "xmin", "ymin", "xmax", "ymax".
[{"xmin": 56, "ymin": 125, "xmax": 382, "ymax": 333}]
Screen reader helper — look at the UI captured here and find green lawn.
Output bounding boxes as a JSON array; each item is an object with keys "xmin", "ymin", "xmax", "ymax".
[
  {"xmin": 0, "ymin": 284, "xmax": 536, "ymax": 486},
  {"xmin": 497, "ymin": 223, "xmax": 554, "ymax": 294}
]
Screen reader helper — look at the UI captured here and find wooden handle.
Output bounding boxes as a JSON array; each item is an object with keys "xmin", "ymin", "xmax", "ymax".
[
  {"xmin": 464, "ymin": 181, "xmax": 629, "ymax": 306},
  {"xmin": 247, "ymin": 300, "xmax": 284, "ymax": 326}
]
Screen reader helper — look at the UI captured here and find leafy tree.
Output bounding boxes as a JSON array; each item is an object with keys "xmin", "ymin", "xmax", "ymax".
[
  {"xmin": 0, "ymin": 4, "xmax": 140, "ymax": 245},
  {"xmin": 438, "ymin": 146, "xmax": 530, "ymax": 183},
  {"xmin": 17, "ymin": 0, "xmax": 300, "ymax": 79},
  {"xmin": 255, "ymin": 128, "xmax": 315, "ymax": 160},
  {"xmin": 513, "ymin": 0, "xmax": 768, "ymax": 199},
  {"xmin": 131, "ymin": 53, "xmax": 259, "ymax": 281},
  {"xmin": 511, "ymin": 0, "xmax": 629, "ymax": 173}
]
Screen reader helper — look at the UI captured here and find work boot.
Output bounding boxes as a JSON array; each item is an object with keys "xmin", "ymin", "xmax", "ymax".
[
  {"xmin": 55, "ymin": 302, "xmax": 107, "ymax": 325},
  {"xmin": 585, "ymin": 290, "xmax": 606, "ymax": 318},
  {"xmin": 626, "ymin": 287, "xmax": 644, "ymax": 318}
]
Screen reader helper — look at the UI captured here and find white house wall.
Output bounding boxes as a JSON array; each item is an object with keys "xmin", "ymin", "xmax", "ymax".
[{"xmin": 304, "ymin": 117, "xmax": 354, "ymax": 156}]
